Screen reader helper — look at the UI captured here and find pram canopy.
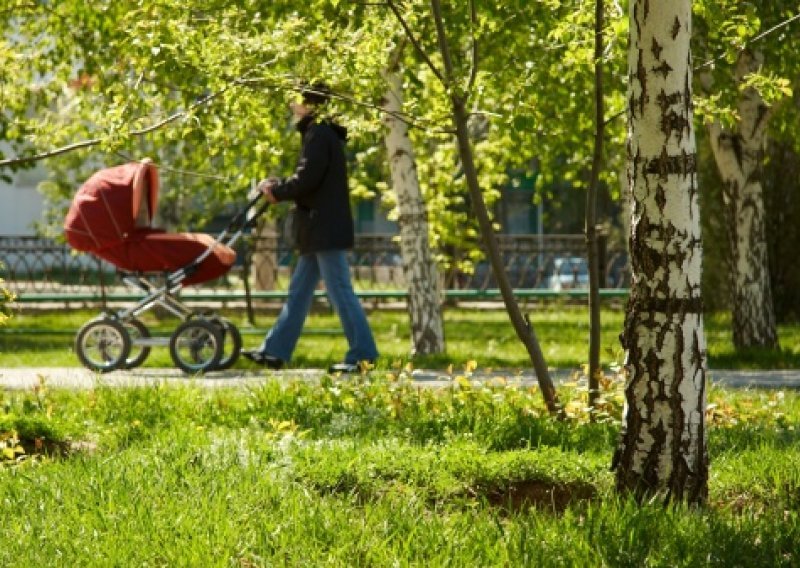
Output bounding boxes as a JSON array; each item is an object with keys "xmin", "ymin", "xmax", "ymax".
[{"xmin": 64, "ymin": 160, "xmax": 236, "ymax": 285}]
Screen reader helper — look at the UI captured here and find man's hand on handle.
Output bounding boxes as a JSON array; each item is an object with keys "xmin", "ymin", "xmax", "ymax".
[{"xmin": 258, "ymin": 177, "xmax": 280, "ymax": 204}]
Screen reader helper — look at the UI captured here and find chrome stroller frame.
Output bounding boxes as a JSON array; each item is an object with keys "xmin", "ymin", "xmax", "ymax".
[{"xmin": 74, "ymin": 193, "xmax": 270, "ymax": 374}]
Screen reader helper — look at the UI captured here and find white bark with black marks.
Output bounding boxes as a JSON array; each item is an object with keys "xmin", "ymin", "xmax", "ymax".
[
  {"xmin": 382, "ymin": 71, "xmax": 446, "ymax": 356},
  {"xmin": 614, "ymin": 0, "xmax": 709, "ymax": 504},
  {"xmin": 707, "ymin": 50, "xmax": 778, "ymax": 350}
]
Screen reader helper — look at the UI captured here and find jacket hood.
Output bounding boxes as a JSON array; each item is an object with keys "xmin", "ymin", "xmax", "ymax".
[
  {"xmin": 296, "ymin": 115, "xmax": 348, "ymax": 141},
  {"xmin": 328, "ymin": 121, "xmax": 348, "ymax": 141}
]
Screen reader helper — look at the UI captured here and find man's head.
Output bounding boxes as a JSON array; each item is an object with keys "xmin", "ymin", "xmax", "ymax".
[
  {"xmin": 301, "ymin": 82, "xmax": 331, "ymax": 106},
  {"xmin": 290, "ymin": 82, "xmax": 331, "ymax": 120}
]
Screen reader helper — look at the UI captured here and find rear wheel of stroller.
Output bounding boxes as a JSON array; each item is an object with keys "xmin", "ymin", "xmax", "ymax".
[
  {"xmin": 122, "ymin": 318, "xmax": 151, "ymax": 369},
  {"xmin": 169, "ymin": 319, "xmax": 223, "ymax": 374},
  {"xmin": 75, "ymin": 318, "xmax": 132, "ymax": 373},
  {"xmin": 210, "ymin": 317, "xmax": 242, "ymax": 370}
]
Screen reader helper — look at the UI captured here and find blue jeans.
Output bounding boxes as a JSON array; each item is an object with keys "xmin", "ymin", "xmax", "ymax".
[{"xmin": 257, "ymin": 249, "xmax": 378, "ymax": 364}]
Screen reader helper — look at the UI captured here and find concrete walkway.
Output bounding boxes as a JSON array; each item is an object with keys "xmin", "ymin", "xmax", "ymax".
[{"xmin": 2, "ymin": 366, "xmax": 799, "ymax": 391}]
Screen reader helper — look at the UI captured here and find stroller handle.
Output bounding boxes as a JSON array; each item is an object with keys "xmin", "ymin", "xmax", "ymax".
[
  {"xmin": 229, "ymin": 191, "xmax": 271, "ymax": 233},
  {"xmin": 166, "ymin": 191, "xmax": 270, "ymax": 288}
]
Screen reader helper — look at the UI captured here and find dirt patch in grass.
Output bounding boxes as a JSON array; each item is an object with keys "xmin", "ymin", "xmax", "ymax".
[
  {"xmin": 480, "ymin": 480, "xmax": 597, "ymax": 513},
  {"xmin": 17, "ymin": 436, "xmax": 98, "ymax": 459},
  {"xmin": 305, "ymin": 477, "xmax": 598, "ymax": 513}
]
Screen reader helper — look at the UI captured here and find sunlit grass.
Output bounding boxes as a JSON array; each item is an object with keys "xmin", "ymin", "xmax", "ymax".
[
  {"xmin": 1, "ymin": 378, "xmax": 798, "ymax": 566},
  {"xmin": 0, "ymin": 304, "xmax": 798, "ymax": 370}
]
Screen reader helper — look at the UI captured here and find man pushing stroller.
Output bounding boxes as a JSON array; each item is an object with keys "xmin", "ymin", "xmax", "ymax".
[{"xmin": 243, "ymin": 83, "xmax": 379, "ymax": 374}]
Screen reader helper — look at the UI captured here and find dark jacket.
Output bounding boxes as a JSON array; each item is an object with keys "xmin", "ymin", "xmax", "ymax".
[{"xmin": 271, "ymin": 116, "xmax": 354, "ymax": 254}]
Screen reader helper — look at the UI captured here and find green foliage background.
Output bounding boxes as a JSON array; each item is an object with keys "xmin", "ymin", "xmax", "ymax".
[{"xmin": 2, "ymin": 1, "xmax": 799, "ymax": 316}]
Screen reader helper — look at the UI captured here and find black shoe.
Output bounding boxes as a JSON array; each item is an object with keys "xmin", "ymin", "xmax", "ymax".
[
  {"xmin": 327, "ymin": 361, "xmax": 374, "ymax": 374},
  {"xmin": 242, "ymin": 350, "xmax": 284, "ymax": 369}
]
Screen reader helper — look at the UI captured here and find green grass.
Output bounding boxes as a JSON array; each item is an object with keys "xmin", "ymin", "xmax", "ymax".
[
  {"xmin": 1, "ymin": 379, "xmax": 798, "ymax": 566},
  {"xmin": 2, "ymin": 304, "xmax": 797, "ymax": 565},
  {"xmin": 1, "ymin": 304, "xmax": 799, "ymax": 370}
]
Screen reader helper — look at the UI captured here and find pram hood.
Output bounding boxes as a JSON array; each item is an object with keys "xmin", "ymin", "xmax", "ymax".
[
  {"xmin": 64, "ymin": 160, "xmax": 159, "ymax": 253},
  {"xmin": 64, "ymin": 160, "xmax": 237, "ymax": 286}
]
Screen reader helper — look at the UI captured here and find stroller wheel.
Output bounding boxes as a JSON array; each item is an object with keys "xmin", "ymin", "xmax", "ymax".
[
  {"xmin": 75, "ymin": 318, "xmax": 132, "ymax": 373},
  {"xmin": 210, "ymin": 317, "xmax": 242, "ymax": 370},
  {"xmin": 169, "ymin": 319, "xmax": 223, "ymax": 374},
  {"xmin": 122, "ymin": 318, "xmax": 151, "ymax": 369}
]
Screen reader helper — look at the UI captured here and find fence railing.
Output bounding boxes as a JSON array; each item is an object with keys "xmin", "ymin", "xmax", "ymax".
[{"xmin": 1, "ymin": 233, "xmax": 630, "ymax": 301}]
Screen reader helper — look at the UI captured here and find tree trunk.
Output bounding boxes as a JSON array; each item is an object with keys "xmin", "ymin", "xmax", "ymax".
[
  {"xmin": 585, "ymin": 0, "xmax": 604, "ymax": 411},
  {"xmin": 252, "ymin": 219, "xmax": 278, "ymax": 291},
  {"xmin": 706, "ymin": 50, "xmax": 779, "ymax": 350},
  {"xmin": 382, "ymin": 69, "xmax": 446, "ymax": 355},
  {"xmin": 613, "ymin": 0, "xmax": 708, "ymax": 504},
  {"xmin": 428, "ymin": 0, "xmax": 560, "ymax": 414}
]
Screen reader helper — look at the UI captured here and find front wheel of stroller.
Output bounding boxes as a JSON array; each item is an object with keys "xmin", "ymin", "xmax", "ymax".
[
  {"xmin": 210, "ymin": 318, "xmax": 242, "ymax": 370},
  {"xmin": 169, "ymin": 319, "xmax": 223, "ymax": 374},
  {"xmin": 75, "ymin": 318, "xmax": 132, "ymax": 373}
]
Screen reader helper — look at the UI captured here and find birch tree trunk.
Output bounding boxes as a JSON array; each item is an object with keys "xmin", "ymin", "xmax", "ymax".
[
  {"xmin": 706, "ymin": 50, "xmax": 779, "ymax": 350},
  {"xmin": 613, "ymin": 0, "xmax": 708, "ymax": 504},
  {"xmin": 382, "ymin": 70, "xmax": 446, "ymax": 355}
]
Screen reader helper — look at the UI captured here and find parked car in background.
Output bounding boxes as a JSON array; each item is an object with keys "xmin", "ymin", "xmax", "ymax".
[{"xmin": 549, "ymin": 256, "xmax": 589, "ymax": 291}]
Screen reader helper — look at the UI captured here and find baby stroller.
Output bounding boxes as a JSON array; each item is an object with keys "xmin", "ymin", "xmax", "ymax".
[{"xmin": 64, "ymin": 160, "xmax": 268, "ymax": 374}]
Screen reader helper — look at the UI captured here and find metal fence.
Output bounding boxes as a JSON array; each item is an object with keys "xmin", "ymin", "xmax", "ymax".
[{"xmin": 0, "ymin": 233, "xmax": 630, "ymax": 299}]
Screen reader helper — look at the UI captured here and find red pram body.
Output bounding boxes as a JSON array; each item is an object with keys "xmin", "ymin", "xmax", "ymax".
[
  {"xmin": 64, "ymin": 161, "xmax": 235, "ymax": 285},
  {"xmin": 65, "ymin": 160, "xmax": 270, "ymax": 375}
]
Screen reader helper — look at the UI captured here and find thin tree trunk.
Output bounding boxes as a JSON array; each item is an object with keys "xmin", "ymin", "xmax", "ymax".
[
  {"xmin": 585, "ymin": 0, "xmax": 604, "ymax": 411},
  {"xmin": 252, "ymin": 219, "xmax": 278, "ymax": 291},
  {"xmin": 613, "ymin": 0, "xmax": 708, "ymax": 504},
  {"xmin": 706, "ymin": 50, "xmax": 779, "ymax": 350},
  {"xmin": 382, "ymin": 68, "xmax": 446, "ymax": 355},
  {"xmin": 428, "ymin": 0, "xmax": 559, "ymax": 414}
]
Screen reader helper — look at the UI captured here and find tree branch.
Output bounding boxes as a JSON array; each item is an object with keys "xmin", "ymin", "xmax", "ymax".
[
  {"xmin": 0, "ymin": 2, "xmax": 36, "ymax": 16},
  {"xmin": 0, "ymin": 138, "xmax": 104, "ymax": 167},
  {"xmin": 695, "ymin": 12, "xmax": 800, "ymax": 71},
  {"xmin": 430, "ymin": 0, "xmax": 455, "ymax": 88},
  {"xmin": 604, "ymin": 108, "xmax": 625, "ymax": 126},
  {"xmin": 0, "ymin": 72, "xmax": 457, "ymax": 170},
  {"xmin": 465, "ymin": 0, "xmax": 479, "ymax": 95},
  {"xmin": 0, "ymin": 55, "xmax": 283, "ymax": 168},
  {"xmin": 237, "ymin": 77, "xmax": 455, "ymax": 135},
  {"xmin": 385, "ymin": 0, "xmax": 447, "ymax": 86},
  {"xmin": 130, "ymin": 86, "xmax": 230, "ymax": 137},
  {"xmin": 0, "ymin": 87, "xmax": 231, "ymax": 169},
  {"xmin": 113, "ymin": 151, "xmax": 232, "ymax": 182}
]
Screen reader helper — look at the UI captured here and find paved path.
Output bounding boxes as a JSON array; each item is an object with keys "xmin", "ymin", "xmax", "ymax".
[{"xmin": 2, "ymin": 367, "xmax": 799, "ymax": 390}]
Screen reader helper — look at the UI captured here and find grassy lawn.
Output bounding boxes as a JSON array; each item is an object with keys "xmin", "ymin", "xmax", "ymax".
[
  {"xmin": 2, "ymin": 304, "xmax": 798, "ymax": 565},
  {"xmin": 1, "ymin": 378, "xmax": 798, "ymax": 566},
  {"xmin": 1, "ymin": 303, "xmax": 799, "ymax": 370}
]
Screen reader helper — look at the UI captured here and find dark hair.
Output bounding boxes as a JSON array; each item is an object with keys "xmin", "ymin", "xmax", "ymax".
[{"xmin": 300, "ymin": 82, "xmax": 331, "ymax": 106}]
